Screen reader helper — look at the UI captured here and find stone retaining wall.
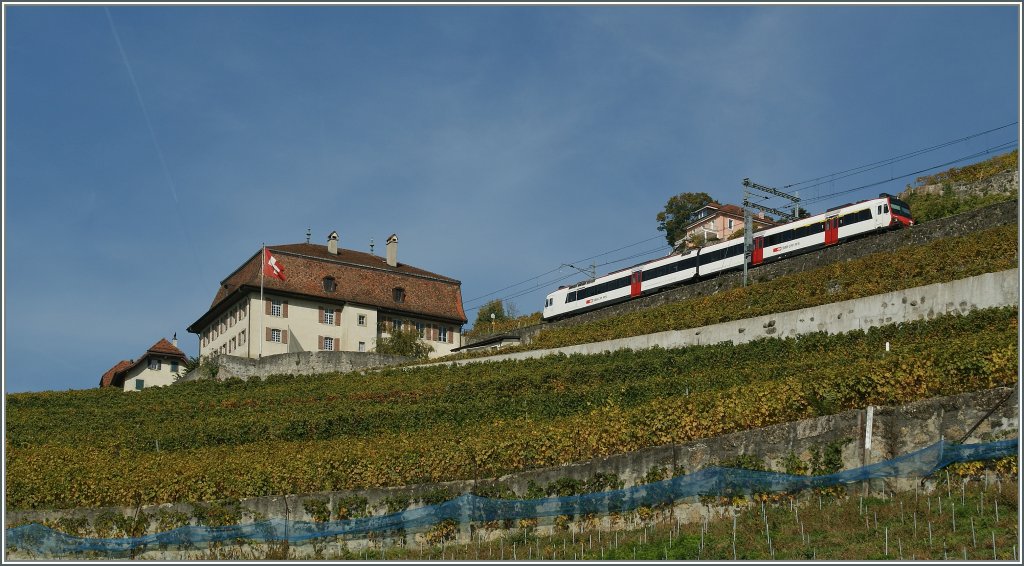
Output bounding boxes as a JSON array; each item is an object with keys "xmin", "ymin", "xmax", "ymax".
[{"xmin": 7, "ymin": 385, "xmax": 1017, "ymax": 559}]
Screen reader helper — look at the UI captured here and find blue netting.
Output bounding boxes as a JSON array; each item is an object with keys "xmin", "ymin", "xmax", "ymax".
[{"xmin": 6, "ymin": 438, "xmax": 1016, "ymax": 556}]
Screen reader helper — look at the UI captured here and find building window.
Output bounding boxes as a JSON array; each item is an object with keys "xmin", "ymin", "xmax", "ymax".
[
  {"xmin": 271, "ymin": 300, "xmax": 282, "ymax": 317},
  {"xmin": 392, "ymin": 318, "xmax": 402, "ymax": 332},
  {"xmin": 728, "ymin": 219, "xmax": 734, "ymax": 230},
  {"xmin": 239, "ymin": 330, "xmax": 246, "ymax": 345},
  {"xmin": 170, "ymin": 361, "xmax": 179, "ymax": 373},
  {"xmin": 240, "ymin": 303, "xmax": 247, "ymax": 318},
  {"xmin": 416, "ymin": 322, "xmax": 425, "ymax": 338},
  {"xmin": 358, "ymin": 341, "xmax": 366, "ymax": 352},
  {"xmin": 439, "ymin": 326, "xmax": 449, "ymax": 343},
  {"xmin": 323, "ymin": 337, "xmax": 334, "ymax": 351},
  {"xmin": 135, "ymin": 380, "xmax": 144, "ymax": 391},
  {"xmin": 148, "ymin": 359, "xmax": 161, "ymax": 370},
  {"xmin": 323, "ymin": 276, "xmax": 337, "ymax": 293},
  {"xmin": 358, "ymin": 314, "xmax": 367, "ymax": 326},
  {"xmin": 230, "ymin": 337, "xmax": 236, "ymax": 352},
  {"xmin": 270, "ymin": 329, "xmax": 282, "ymax": 343},
  {"xmin": 393, "ymin": 287, "xmax": 405, "ymax": 303},
  {"xmin": 323, "ymin": 308, "xmax": 335, "ymax": 325}
]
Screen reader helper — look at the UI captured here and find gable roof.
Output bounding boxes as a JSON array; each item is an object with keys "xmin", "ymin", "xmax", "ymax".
[
  {"xmin": 188, "ymin": 243, "xmax": 467, "ymax": 333},
  {"xmin": 99, "ymin": 360, "xmax": 133, "ymax": 388},
  {"xmin": 99, "ymin": 338, "xmax": 188, "ymax": 388}
]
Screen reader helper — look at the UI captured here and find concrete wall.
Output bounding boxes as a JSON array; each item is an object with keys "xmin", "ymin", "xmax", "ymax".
[
  {"xmin": 180, "ymin": 350, "xmax": 412, "ymax": 381},
  {"xmin": 428, "ymin": 269, "xmax": 1019, "ymax": 368},
  {"xmin": 7, "ymin": 385, "xmax": 1016, "ymax": 558}
]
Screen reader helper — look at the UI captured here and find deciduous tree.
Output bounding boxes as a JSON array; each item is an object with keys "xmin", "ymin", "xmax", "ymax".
[{"xmin": 656, "ymin": 192, "xmax": 714, "ymax": 247}]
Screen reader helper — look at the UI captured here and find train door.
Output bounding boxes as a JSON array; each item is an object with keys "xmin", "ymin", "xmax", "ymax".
[
  {"xmin": 752, "ymin": 236, "xmax": 765, "ymax": 266},
  {"xmin": 630, "ymin": 270, "xmax": 642, "ymax": 297},
  {"xmin": 825, "ymin": 217, "xmax": 839, "ymax": 246}
]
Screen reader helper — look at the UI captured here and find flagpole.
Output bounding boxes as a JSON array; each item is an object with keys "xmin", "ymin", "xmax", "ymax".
[{"xmin": 259, "ymin": 243, "xmax": 265, "ymax": 359}]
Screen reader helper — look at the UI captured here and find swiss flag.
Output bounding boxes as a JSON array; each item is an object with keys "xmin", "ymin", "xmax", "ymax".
[{"xmin": 264, "ymin": 248, "xmax": 286, "ymax": 280}]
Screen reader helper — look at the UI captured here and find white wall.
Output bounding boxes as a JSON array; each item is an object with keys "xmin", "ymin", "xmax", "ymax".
[
  {"xmin": 199, "ymin": 292, "xmax": 460, "ymax": 359},
  {"xmin": 121, "ymin": 356, "xmax": 182, "ymax": 391}
]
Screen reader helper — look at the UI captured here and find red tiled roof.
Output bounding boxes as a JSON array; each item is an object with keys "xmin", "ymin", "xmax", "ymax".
[
  {"xmin": 189, "ymin": 243, "xmax": 467, "ymax": 333},
  {"xmin": 147, "ymin": 338, "xmax": 187, "ymax": 358},
  {"xmin": 99, "ymin": 360, "xmax": 133, "ymax": 388}
]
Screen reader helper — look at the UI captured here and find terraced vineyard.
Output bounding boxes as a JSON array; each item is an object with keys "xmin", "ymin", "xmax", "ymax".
[
  {"xmin": 5, "ymin": 304, "xmax": 1017, "ymax": 510},
  {"xmin": 441, "ymin": 223, "xmax": 1017, "ymax": 358}
]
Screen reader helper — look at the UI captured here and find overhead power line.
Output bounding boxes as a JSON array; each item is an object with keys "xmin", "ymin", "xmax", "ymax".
[
  {"xmin": 798, "ymin": 139, "xmax": 1015, "ymax": 207},
  {"xmin": 781, "ymin": 122, "xmax": 1018, "ymax": 191},
  {"xmin": 463, "ymin": 233, "xmax": 667, "ymax": 305},
  {"xmin": 465, "ymin": 124, "xmax": 1018, "ymax": 317}
]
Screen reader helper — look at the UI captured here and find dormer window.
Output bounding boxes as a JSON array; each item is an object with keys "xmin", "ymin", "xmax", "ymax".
[
  {"xmin": 393, "ymin": 287, "xmax": 406, "ymax": 303},
  {"xmin": 323, "ymin": 276, "xmax": 337, "ymax": 293}
]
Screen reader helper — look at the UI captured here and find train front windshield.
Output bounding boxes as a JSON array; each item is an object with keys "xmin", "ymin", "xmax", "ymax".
[{"xmin": 889, "ymin": 197, "xmax": 913, "ymax": 221}]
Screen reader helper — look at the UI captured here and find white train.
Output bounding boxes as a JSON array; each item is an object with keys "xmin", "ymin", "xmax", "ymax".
[{"xmin": 542, "ymin": 193, "xmax": 914, "ymax": 320}]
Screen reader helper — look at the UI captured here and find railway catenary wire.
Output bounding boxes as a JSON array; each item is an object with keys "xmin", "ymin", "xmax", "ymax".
[{"xmin": 464, "ymin": 134, "xmax": 1018, "ymax": 320}]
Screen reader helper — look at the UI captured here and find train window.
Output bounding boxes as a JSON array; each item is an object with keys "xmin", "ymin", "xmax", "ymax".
[
  {"xmin": 884, "ymin": 204, "xmax": 889, "ymax": 213},
  {"xmin": 877, "ymin": 205, "xmax": 882, "ymax": 215},
  {"xmin": 727, "ymin": 243, "xmax": 744, "ymax": 258}
]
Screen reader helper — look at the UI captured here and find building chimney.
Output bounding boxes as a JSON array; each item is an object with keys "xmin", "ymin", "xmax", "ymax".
[
  {"xmin": 327, "ymin": 231, "xmax": 339, "ymax": 255},
  {"xmin": 386, "ymin": 233, "xmax": 398, "ymax": 267},
  {"xmin": 172, "ymin": 333, "xmax": 178, "ymax": 347}
]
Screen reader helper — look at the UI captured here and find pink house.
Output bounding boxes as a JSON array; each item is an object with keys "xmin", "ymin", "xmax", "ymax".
[{"xmin": 678, "ymin": 203, "xmax": 780, "ymax": 248}]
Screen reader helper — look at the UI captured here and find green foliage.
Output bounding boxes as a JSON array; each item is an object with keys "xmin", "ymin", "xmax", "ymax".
[
  {"xmin": 174, "ymin": 355, "xmax": 202, "ymax": 381},
  {"xmin": 474, "ymin": 299, "xmax": 509, "ymax": 329},
  {"xmin": 656, "ymin": 192, "xmax": 715, "ymax": 247},
  {"xmin": 465, "ymin": 311, "xmax": 543, "ymax": 339},
  {"xmin": 190, "ymin": 500, "xmax": 244, "ymax": 527},
  {"xmin": 91, "ymin": 511, "xmax": 149, "ymax": 538},
  {"xmin": 380, "ymin": 495, "xmax": 410, "ymax": 514},
  {"xmin": 154, "ymin": 509, "xmax": 190, "ymax": 532},
  {"xmin": 902, "ymin": 189, "xmax": 1015, "ymax": 224},
  {"xmin": 810, "ymin": 439, "xmax": 849, "ymax": 476},
  {"xmin": 471, "ymin": 483, "xmax": 516, "ymax": 500},
  {"xmin": 302, "ymin": 498, "xmax": 331, "ymax": 522},
  {"xmin": 424, "ymin": 518, "xmax": 458, "ymax": 545},
  {"xmin": 782, "ymin": 452, "xmax": 810, "ymax": 476},
  {"xmin": 333, "ymin": 496, "xmax": 368, "ymax": 520},
  {"xmin": 641, "ymin": 466, "xmax": 669, "ymax": 484},
  {"xmin": 909, "ymin": 149, "xmax": 1017, "ymax": 188},
  {"xmin": 54, "ymin": 516, "xmax": 89, "ymax": 537},
  {"xmin": 3, "ymin": 305, "xmax": 1017, "ymax": 510},
  {"xmin": 374, "ymin": 327, "xmax": 433, "ymax": 359},
  {"xmin": 901, "ymin": 150, "xmax": 1018, "ymax": 224},
  {"xmin": 419, "ymin": 487, "xmax": 455, "ymax": 506}
]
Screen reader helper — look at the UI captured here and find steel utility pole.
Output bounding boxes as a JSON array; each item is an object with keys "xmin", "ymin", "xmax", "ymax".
[{"xmin": 741, "ymin": 178, "xmax": 801, "ymax": 287}]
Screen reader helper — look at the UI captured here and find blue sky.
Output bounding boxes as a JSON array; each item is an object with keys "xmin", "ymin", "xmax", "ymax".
[{"xmin": 3, "ymin": 4, "xmax": 1020, "ymax": 393}]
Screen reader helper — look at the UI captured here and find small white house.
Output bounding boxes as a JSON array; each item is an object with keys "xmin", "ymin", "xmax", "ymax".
[{"xmin": 99, "ymin": 336, "xmax": 188, "ymax": 392}]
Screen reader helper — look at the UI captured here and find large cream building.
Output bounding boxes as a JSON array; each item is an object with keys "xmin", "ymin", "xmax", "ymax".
[{"xmin": 187, "ymin": 232, "xmax": 467, "ymax": 359}]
